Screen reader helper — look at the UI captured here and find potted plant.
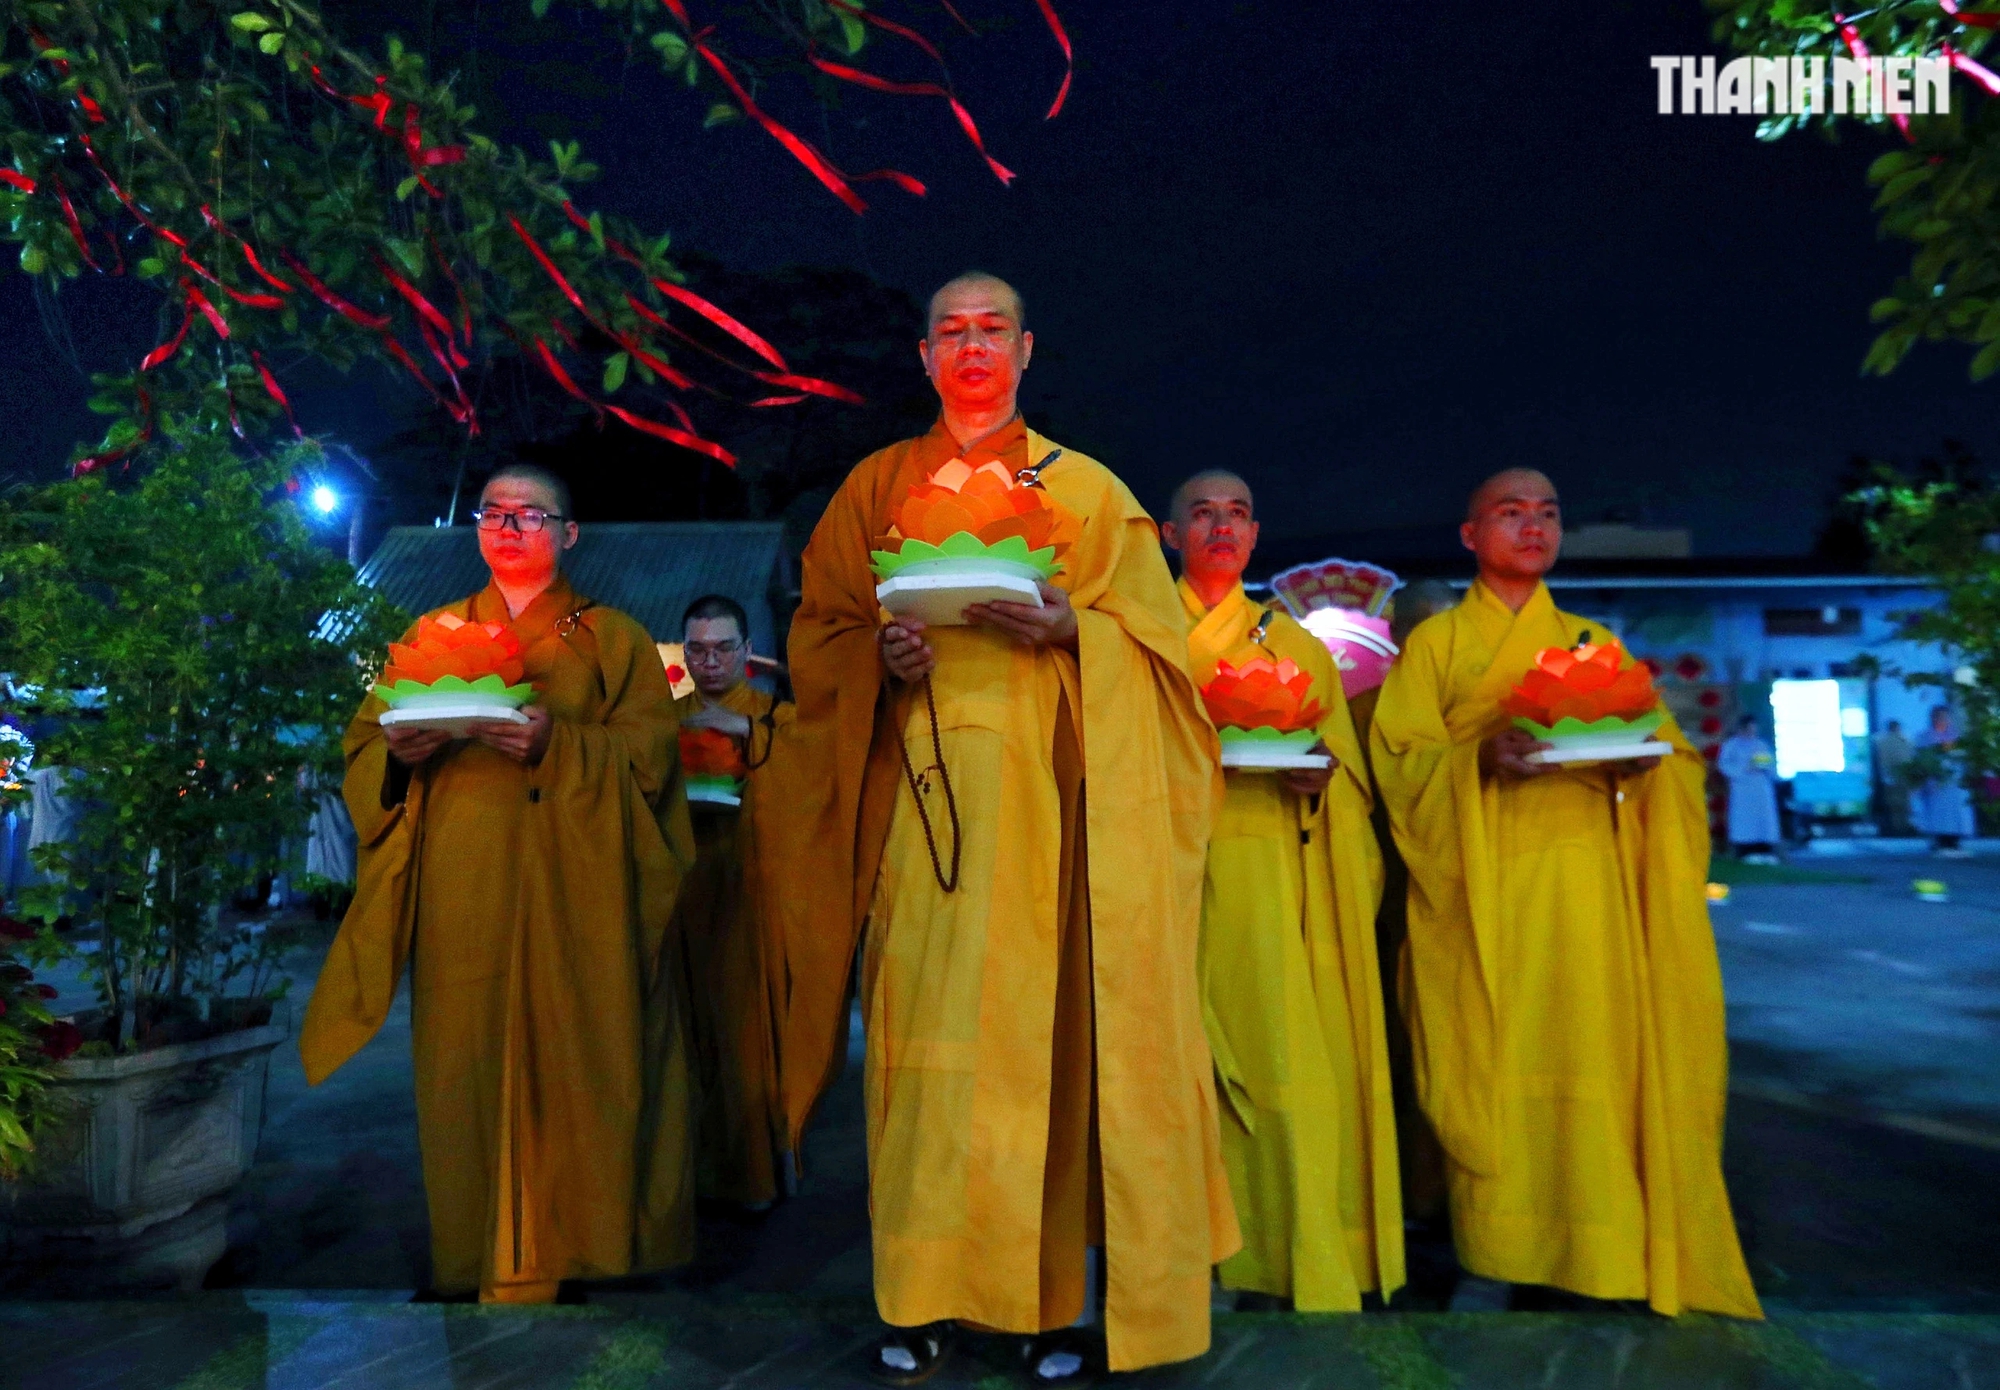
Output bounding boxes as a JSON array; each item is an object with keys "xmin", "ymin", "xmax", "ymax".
[{"xmin": 0, "ymin": 425, "xmax": 403, "ymax": 1291}]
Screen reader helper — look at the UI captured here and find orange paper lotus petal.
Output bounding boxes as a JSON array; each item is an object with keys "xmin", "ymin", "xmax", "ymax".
[
  {"xmin": 1200, "ymin": 655, "xmax": 1325, "ymax": 733},
  {"xmin": 679, "ymin": 727, "xmax": 747, "ymax": 778},
  {"xmin": 892, "ymin": 457, "xmax": 1075, "ymax": 553},
  {"xmin": 382, "ymin": 615, "xmax": 528, "ymax": 688},
  {"xmin": 1505, "ymin": 640, "xmax": 1659, "ymax": 727}
]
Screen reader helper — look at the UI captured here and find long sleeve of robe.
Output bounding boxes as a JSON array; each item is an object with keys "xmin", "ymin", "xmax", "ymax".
[
  {"xmin": 672, "ymin": 680, "xmax": 788, "ymax": 1206},
  {"xmin": 767, "ymin": 417, "xmax": 1238, "ymax": 1373},
  {"xmin": 1183, "ymin": 580, "xmax": 1404, "ymax": 1311},
  {"xmin": 1369, "ymin": 579, "xmax": 1760, "ymax": 1318},
  {"xmin": 299, "ymin": 576, "xmax": 698, "ymax": 1296}
]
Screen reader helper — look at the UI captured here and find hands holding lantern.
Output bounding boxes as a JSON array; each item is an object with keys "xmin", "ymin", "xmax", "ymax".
[
  {"xmin": 375, "ymin": 613, "xmax": 553, "ymax": 767},
  {"xmin": 1485, "ymin": 640, "xmax": 1665, "ymax": 779}
]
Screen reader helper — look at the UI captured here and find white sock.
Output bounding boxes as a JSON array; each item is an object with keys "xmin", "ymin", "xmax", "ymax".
[{"xmin": 1036, "ymin": 1351, "xmax": 1084, "ymax": 1380}]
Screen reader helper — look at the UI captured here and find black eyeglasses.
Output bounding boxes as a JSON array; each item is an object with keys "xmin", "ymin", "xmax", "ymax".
[
  {"xmin": 474, "ymin": 507, "xmax": 566, "ymax": 534},
  {"xmin": 684, "ymin": 640, "xmax": 744, "ymax": 661}
]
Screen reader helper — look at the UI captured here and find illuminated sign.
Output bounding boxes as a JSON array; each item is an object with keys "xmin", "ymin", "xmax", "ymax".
[{"xmin": 1770, "ymin": 679, "xmax": 1845, "ymax": 779}]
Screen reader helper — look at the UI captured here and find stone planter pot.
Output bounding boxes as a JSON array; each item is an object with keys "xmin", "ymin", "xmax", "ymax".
[{"xmin": 1, "ymin": 1002, "xmax": 289, "ymax": 1293}]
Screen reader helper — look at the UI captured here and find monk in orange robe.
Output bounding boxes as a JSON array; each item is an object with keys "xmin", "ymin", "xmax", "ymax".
[
  {"xmin": 770, "ymin": 274, "xmax": 1237, "ymax": 1384},
  {"xmin": 1370, "ymin": 469, "xmax": 1759, "ymax": 1317},
  {"xmin": 670, "ymin": 593, "xmax": 790, "ymax": 1208},
  {"xmin": 301, "ymin": 464, "xmax": 696, "ymax": 1304}
]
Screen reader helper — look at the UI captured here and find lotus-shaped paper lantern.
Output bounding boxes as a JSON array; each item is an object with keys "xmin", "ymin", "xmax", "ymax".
[
  {"xmin": 1502, "ymin": 641, "xmax": 1662, "ymax": 738},
  {"xmin": 1271, "ymin": 556, "xmax": 1402, "ymax": 619},
  {"xmin": 372, "ymin": 613, "xmax": 534, "ymax": 709},
  {"xmin": 870, "ymin": 458, "xmax": 1079, "ymax": 583},
  {"xmin": 1202, "ymin": 655, "xmax": 1326, "ymax": 757},
  {"xmin": 680, "ymin": 726, "xmax": 748, "ymax": 802}
]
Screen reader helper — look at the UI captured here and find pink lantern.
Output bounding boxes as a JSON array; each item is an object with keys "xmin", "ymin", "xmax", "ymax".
[{"xmin": 1299, "ymin": 609, "xmax": 1398, "ymax": 699}]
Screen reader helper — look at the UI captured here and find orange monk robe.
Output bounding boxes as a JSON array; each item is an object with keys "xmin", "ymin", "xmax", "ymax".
[
  {"xmin": 768, "ymin": 417, "xmax": 1238, "ymax": 1373},
  {"xmin": 1369, "ymin": 580, "xmax": 1760, "ymax": 1317},
  {"xmin": 671, "ymin": 679, "xmax": 792, "ymax": 1206},
  {"xmin": 1182, "ymin": 580, "xmax": 1404, "ymax": 1310},
  {"xmin": 301, "ymin": 577, "xmax": 698, "ymax": 1298}
]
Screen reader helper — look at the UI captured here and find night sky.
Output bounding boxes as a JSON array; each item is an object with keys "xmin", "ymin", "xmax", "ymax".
[{"xmin": 4, "ymin": 0, "xmax": 1996, "ymax": 559}]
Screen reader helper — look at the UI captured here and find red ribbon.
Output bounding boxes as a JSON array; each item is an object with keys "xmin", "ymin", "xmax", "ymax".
[
  {"xmin": 380, "ymin": 334, "xmax": 477, "ymax": 430},
  {"xmin": 937, "ymin": 1, "xmax": 978, "ymax": 36},
  {"xmin": 201, "ymin": 206, "xmax": 295, "ymax": 294},
  {"xmin": 532, "ymin": 337, "xmax": 736, "ymax": 465},
  {"xmin": 279, "ymin": 252, "xmax": 391, "ymax": 330},
  {"xmin": 626, "ymin": 298, "xmax": 862, "ymax": 402},
  {"xmin": 694, "ymin": 41, "xmax": 923, "ymax": 213},
  {"xmin": 643, "ymin": 277, "xmax": 789, "ymax": 370},
  {"xmin": 430, "ymin": 233, "xmax": 473, "ymax": 343},
  {"xmin": 508, "ymin": 214, "xmax": 593, "ymax": 318},
  {"xmin": 749, "ymin": 393, "xmax": 810, "ymax": 407},
  {"xmin": 74, "ymin": 388, "xmax": 153, "ymax": 476},
  {"xmin": 827, "ymin": 0, "xmax": 945, "ymax": 66},
  {"xmin": 376, "ymin": 258, "xmax": 466, "ymax": 365},
  {"xmin": 80, "ymin": 135, "xmax": 187, "ymax": 248},
  {"xmin": 50, "ymin": 179, "xmax": 99, "ymax": 269},
  {"xmin": 76, "ymin": 93, "xmax": 105, "ymax": 125},
  {"xmin": 252, "ymin": 351, "xmax": 303, "ymax": 437},
  {"xmin": 1947, "ymin": 41, "xmax": 2000, "ymax": 94},
  {"xmin": 186, "ymin": 284, "xmax": 230, "ymax": 339},
  {"xmin": 1941, "ymin": 0, "xmax": 2000, "ymax": 29},
  {"xmin": 806, "ymin": 53, "xmax": 1015, "ymax": 184},
  {"xmin": 1032, "ymin": 0, "xmax": 1073, "ymax": 119},
  {"xmin": 1835, "ymin": 15, "xmax": 1914, "ymax": 142},
  {"xmin": 0, "ymin": 170, "xmax": 35, "ymax": 193},
  {"xmin": 140, "ymin": 308, "xmax": 193, "ymax": 372}
]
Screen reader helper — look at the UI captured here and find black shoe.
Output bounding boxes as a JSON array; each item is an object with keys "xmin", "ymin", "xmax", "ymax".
[
  {"xmin": 870, "ymin": 1322, "xmax": 956, "ymax": 1386},
  {"xmin": 409, "ymin": 1288, "xmax": 477, "ymax": 1304},
  {"xmin": 1232, "ymin": 1290, "xmax": 1294, "ymax": 1313}
]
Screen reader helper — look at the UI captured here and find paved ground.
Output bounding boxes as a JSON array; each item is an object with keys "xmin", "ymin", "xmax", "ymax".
[{"xmin": 11, "ymin": 854, "xmax": 2000, "ymax": 1385}]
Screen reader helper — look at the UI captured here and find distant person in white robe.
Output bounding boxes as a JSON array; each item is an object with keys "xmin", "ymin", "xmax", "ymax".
[
  {"xmin": 1717, "ymin": 716, "xmax": 1781, "ymax": 863},
  {"xmin": 1912, "ymin": 706, "xmax": 1977, "ymax": 856}
]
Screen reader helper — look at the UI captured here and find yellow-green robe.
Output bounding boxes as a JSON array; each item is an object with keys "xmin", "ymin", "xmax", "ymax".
[
  {"xmin": 672, "ymin": 679, "xmax": 789, "ymax": 1206},
  {"xmin": 1370, "ymin": 580, "xmax": 1760, "ymax": 1317},
  {"xmin": 772, "ymin": 417, "xmax": 1239, "ymax": 1372},
  {"xmin": 1183, "ymin": 581, "xmax": 1404, "ymax": 1310},
  {"xmin": 300, "ymin": 577, "xmax": 697, "ymax": 1296}
]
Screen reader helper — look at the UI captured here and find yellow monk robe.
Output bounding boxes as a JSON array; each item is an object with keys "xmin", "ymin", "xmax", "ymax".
[
  {"xmin": 1370, "ymin": 580, "xmax": 1760, "ymax": 1317},
  {"xmin": 671, "ymin": 679, "xmax": 790, "ymax": 1206},
  {"xmin": 301, "ymin": 577, "xmax": 698, "ymax": 1297},
  {"xmin": 767, "ymin": 417, "xmax": 1238, "ymax": 1372},
  {"xmin": 1182, "ymin": 580, "xmax": 1404, "ymax": 1310}
]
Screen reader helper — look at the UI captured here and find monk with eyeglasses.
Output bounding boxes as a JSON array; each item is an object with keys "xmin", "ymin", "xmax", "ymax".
[{"xmin": 302, "ymin": 462, "xmax": 697, "ymax": 1304}]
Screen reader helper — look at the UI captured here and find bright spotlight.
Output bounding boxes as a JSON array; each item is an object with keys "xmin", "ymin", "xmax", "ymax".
[{"xmin": 310, "ymin": 485, "xmax": 340, "ymax": 516}]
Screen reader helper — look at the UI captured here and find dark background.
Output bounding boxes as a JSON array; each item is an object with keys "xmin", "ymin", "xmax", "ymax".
[{"xmin": 2, "ymin": 0, "xmax": 1991, "ymax": 559}]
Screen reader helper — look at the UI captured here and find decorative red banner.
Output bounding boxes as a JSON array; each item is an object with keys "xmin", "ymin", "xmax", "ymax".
[{"xmin": 279, "ymin": 252, "xmax": 391, "ymax": 331}]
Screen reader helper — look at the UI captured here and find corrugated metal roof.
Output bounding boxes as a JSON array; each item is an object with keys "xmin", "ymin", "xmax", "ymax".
[{"xmin": 356, "ymin": 522, "xmax": 791, "ymax": 650}]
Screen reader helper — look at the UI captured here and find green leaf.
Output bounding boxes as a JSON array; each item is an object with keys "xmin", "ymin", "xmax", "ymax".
[
  {"xmin": 839, "ymin": 10, "xmax": 867, "ymax": 55},
  {"xmin": 587, "ymin": 211, "xmax": 604, "ymax": 250},
  {"xmin": 395, "ymin": 174, "xmax": 420, "ymax": 201},
  {"xmin": 531, "ymin": 0, "xmax": 553, "ymax": 15},
  {"xmin": 385, "ymin": 237, "xmax": 424, "ymax": 277},
  {"xmin": 19, "ymin": 245, "xmax": 45, "ymax": 275},
  {"xmin": 259, "ymin": 31, "xmax": 285, "ymax": 54},
  {"xmin": 650, "ymin": 30, "xmax": 688, "ymax": 66},
  {"xmin": 1970, "ymin": 338, "xmax": 2000, "ymax": 381},
  {"xmin": 602, "ymin": 351, "xmax": 628, "ymax": 393},
  {"xmin": 704, "ymin": 102, "xmax": 740, "ymax": 129},
  {"xmin": 230, "ymin": 12, "xmax": 272, "ymax": 31},
  {"xmin": 135, "ymin": 257, "xmax": 166, "ymax": 278}
]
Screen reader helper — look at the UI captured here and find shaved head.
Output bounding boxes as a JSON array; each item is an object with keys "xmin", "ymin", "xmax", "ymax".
[
  {"xmin": 927, "ymin": 272, "xmax": 1025, "ymax": 333},
  {"xmin": 1170, "ymin": 469, "xmax": 1254, "ymax": 526},
  {"xmin": 1466, "ymin": 468, "xmax": 1557, "ymax": 522}
]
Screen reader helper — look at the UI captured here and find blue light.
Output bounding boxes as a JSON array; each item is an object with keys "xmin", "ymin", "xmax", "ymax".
[{"xmin": 310, "ymin": 485, "xmax": 340, "ymax": 516}]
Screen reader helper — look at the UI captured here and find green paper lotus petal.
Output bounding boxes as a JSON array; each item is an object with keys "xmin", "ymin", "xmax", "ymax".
[
  {"xmin": 1216, "ymin": 725, "xmax": 1321, "ymax": 752},
  {"xmin": 870, "ymin": 532, "xmax": 1063, "ymax": 581},
  {"xmin": 372, "ymin": 673, "xmax": 537, "ymax": 709},
  {"xmin": 1511, "ymin": 707, "xmax": 1666, "ymax": 740},
  {"xmin": 687, "ymin": 774, "xmax": 744, "ymax": 796}
]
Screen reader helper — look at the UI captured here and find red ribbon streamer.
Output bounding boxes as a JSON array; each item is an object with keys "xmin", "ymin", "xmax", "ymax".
[
  {"xmin": 201, "ymin": 205, "xmax": 295, "ymax": 294},
  {"xmin": 694, "ymin": 41, "xmax": 923, "ymax": 213},
  {"xmin": 645, "ymin": 278, "xmax": 789, "ymax": 370},
  {"xmin": 937, "ymin": 1, "xmax": 978, "ymax": 37},
  {"xmin": 74, "ymin": 388, "xmax": 152, "ymax": 476},
  {"xmin": 749, "ymin": 393, "xmax": 810, "ymax": 407},
  {"xmin": 252, "ymin": 351, "xmax": 303, "ymax": 437},
  {"xmin": 186, "ymin": 284, "xmax": 229, "ymax": 339},
  {"xmin": 1033, "ymin": 0, "xmax": 1074, "ymax": 119},
  {"xmin": 1947, "ymin": 41, "xmax": 2000, "ymax": 94},
  {"xmin": 806, "ymin": 54, "xmax": 1015, "ymax": 184},
  {"xmin": 376, "ymin": 259, "xmax": 466, "ymax": 365},
  {"xmin": 508, "ymin": 215, "xmax": 593, "ymax": 318},
  {"xmin": 1835, "ymin": 16, "xmax": 1914, "ymax": 143},
  {"xmin": 0, "ymin": 170, "xmax": 35, "ymax": 193},
  {"xmin": 51, "ymin": 179, "xmax": 99, "ymax": 270},
  {"xmin": 80, "ymin": 135, "xmax": 187, "ymax": 248},
  {"xmin": 1941, "ymin": 1, "xmax": 2000, "ymax": 29},
  {"xmin": 532, "ymin": 337, "xmax": 736, "ymax": 465},
  {"xmin": 279, "ymin": 252, "xmax": 391, "ymax": 331},
  {"xmin": 430, "ymin": 233, "xmax": 473, "ymax": 343},
  {"xmin": 827, "ymin": 0, "xmax": 945, "ymax": 67},
  {"xmin": 140, "ymin": 309, "xmax": 192, "ymax": 372}
]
